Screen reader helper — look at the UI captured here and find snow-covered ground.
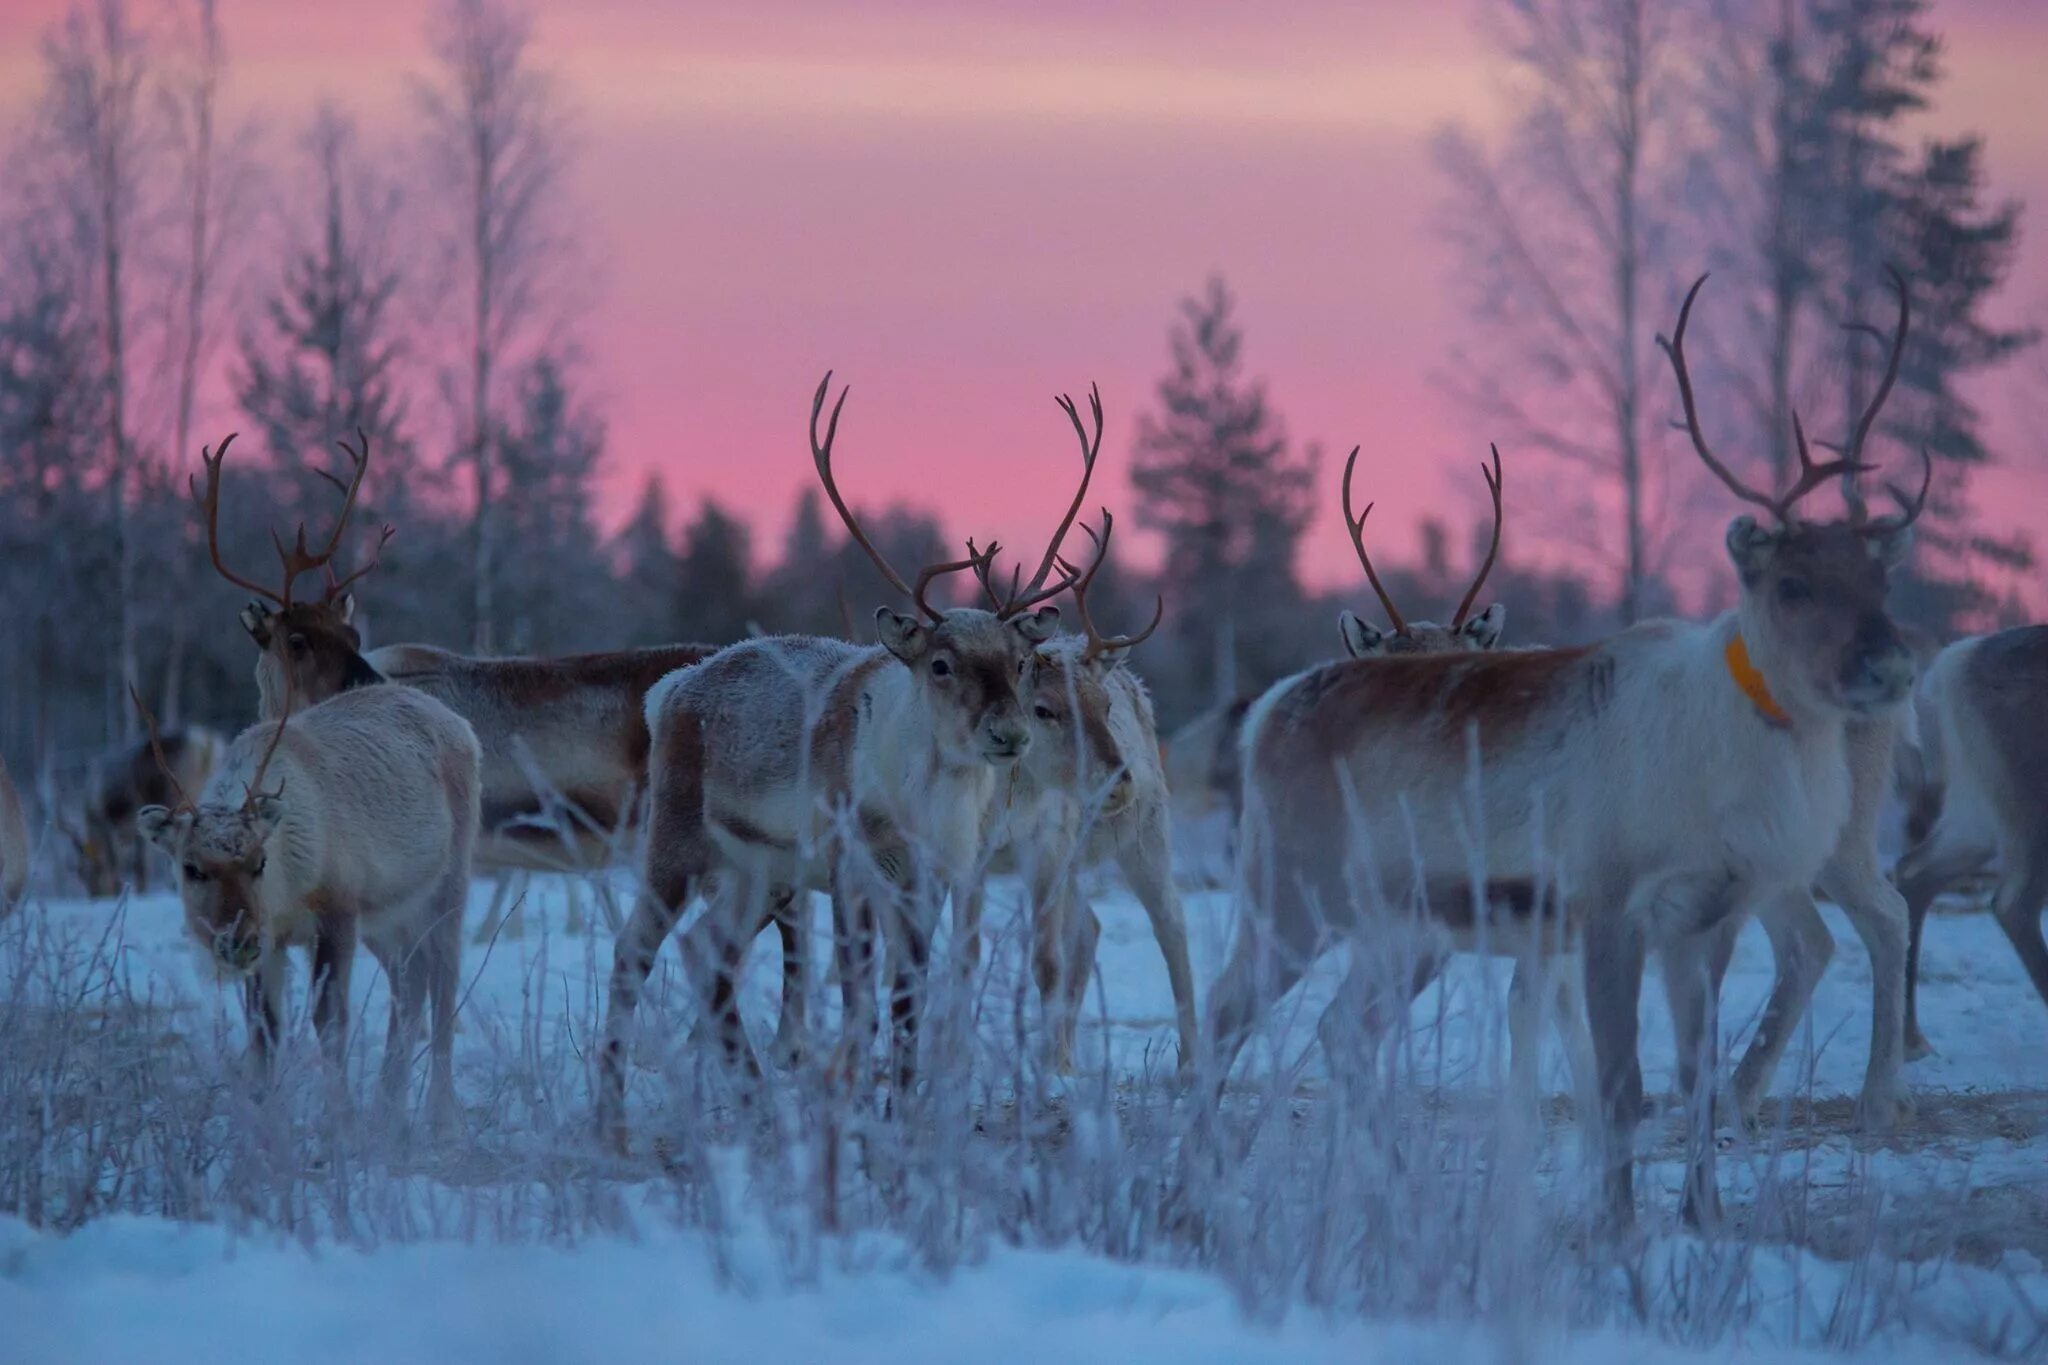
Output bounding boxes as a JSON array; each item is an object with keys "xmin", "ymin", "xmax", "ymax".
[{"xmin": 3, "ymin": 864, "xmax": 2044, "ymax": 1362}]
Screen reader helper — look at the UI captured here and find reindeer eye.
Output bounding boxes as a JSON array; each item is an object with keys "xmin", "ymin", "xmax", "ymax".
[
  {"xmin": 287, "ymin": 633, "xmax": 309, "ymax": 656},
  {"xmin": 930, "ymin": 658, "xmax": 952, "ymax": 679},
  {"xmin": 183, "ymin": 863, "xmax": 206, "ymax": 882},
  {"xmin": 1033, "ymin": 704, "xmax": 1059, "ymax": 722},
  {"xmin": 1777, "ymin": 577, "xmax": 1811, "ymax": 604},
  {"xmin": 253, "ymin": 858, "xmax": 267, "ymax": 877}
]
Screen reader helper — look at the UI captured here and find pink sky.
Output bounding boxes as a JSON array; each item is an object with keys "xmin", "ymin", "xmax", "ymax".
[{"xmin": 3, "ymin": 0, "xmax": 2044, "ymax": 605}]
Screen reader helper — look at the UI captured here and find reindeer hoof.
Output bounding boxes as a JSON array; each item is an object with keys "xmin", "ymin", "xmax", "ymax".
[
  {"xmin": 1904, "ymin": 1031, "xmax": 1936, "ymax": 1063},
  {"xmin": 1853, "ymin": 1087, "xmax": 1914, "ymax": 1133}
]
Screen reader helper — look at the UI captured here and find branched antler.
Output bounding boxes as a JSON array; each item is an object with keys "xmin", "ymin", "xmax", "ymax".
[
  {"xmin": 191, "ymin": 428, "xmax": 390, "ymax": 608},
  {"xmin": 1054, "ymin": 509, "xmax": 1163, "ymax": 664},
  {"xmin": 1657, "ymin": 274, "xmax": 1871, "ymax": 525},
  {"xmin": 975, "ymin": 384, "xmax": 1103, "ymax": 619},
  {"xmin": 127, "ymin": 686, "xmax": 196, "ymax": 815},
  {"xmin": 810, "ymin": 372, "xmax": 991, "ymax": 621}
]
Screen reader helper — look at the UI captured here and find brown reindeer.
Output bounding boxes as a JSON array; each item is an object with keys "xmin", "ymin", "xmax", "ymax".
[
  {"xmin": 1215, "ymin": 272, "xmax": 1925, "ymax": 1226},
  {"xmin": 1895, "ymin": 625, "xmax": 2048, "ymax": 1055},
  {"xmin": 194, "ymin": 432, "xmax": 717, "ymax": 880},
  {"xmin": 1162, "ymin": 445, "xmax": 1512, "ymax": 851},
  {"xmin": 69, "ymin": 725, "xmax": 225, "ymax": 898}
]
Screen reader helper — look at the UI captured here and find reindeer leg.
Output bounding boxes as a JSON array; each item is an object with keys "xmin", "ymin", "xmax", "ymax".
[
  {"xmin": 1057, "ymin": 898, "xmax": 1102, "ymax": 1076},
  {"xmin": 1116, "ymin": 805, "xmax": 1199, "ymax": 1079},
  {"xmin": 379, "ymin": 942, "xmax": 430, "ymax": 1118},
  {"xmin": 309, "ymin": 914, "xmax": 359, "ymax": 1077},
  {"xmin": 828, "ymin": 868, "xmax": 880, "ymax": 1093},
  {"xmin": 885, "ymin": 892, "xmax": 935, "ymax": 1098},
  {"xmin": 768, "ymin": 887, "xmax": 809, "ymax": 1069},
  {"xmin": 1027, "ymin": 862, "xmax": 1072, "ymax": 1073},
  {"xmin": 1817, "ymin": 852, "xmax": 1914, "ymax": 1131},
  {"xmin": 1894, "ymin": 822, "xmax": 1990, "ymax": 1061},
  {"xmin": 600, "ymin": 710, "xmax": 713, "ymax": 1150},
  {"xmin": 1989, "ymin": 853, "xmax": 2048, "ymax": 1020},
  {"xmin": 1732, "ymin": 892, "xmax": 1834, "ymax": 1126},
  {"xmin": 1580, "ymin": 911, "xmax": 1646, "ymax": 1231},
  {"xmin": 425, "ymin": 873, "xmax": 467, "ymax": 1132},
  {"xmin": 242, "ymin": 952, "xmax": 288, "ymax": 1089},
  {"xmin": 1660, "ymin": 929, "xmax": 1728, "ymax": 1230}
]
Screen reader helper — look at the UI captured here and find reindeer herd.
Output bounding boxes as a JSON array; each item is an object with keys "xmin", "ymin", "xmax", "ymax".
[{"xmin": 2, "ymin": 269, "xmax": 2043, "ymax": 1230}]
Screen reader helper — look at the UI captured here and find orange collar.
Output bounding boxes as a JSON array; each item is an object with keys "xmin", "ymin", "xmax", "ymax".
[{"xmin": 1724, "ymin": 633, "xmax": 1791, "ymax": 729}]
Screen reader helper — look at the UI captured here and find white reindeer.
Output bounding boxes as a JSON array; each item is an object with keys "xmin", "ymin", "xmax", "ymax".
[
  {"xmin": 1212, "ymin": 273, "xmax": 1926, "ymax": 1226},
  {"xmin": 1895, "ymin": 625, "xmax": 2048, "ymax": 1054},
  {"xmin": 982, "ymin": 509, "xmax": 1191, "ymax": 1074},
  {"xmin": 597, "ymin": 375, "xmax": 1091, "ymax": 1143},
  {"xmin": 136, "ymin": 683, "xmax": 481, "ymax": 1123}
]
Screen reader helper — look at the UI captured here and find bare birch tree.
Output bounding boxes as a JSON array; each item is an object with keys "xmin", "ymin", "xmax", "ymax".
[
  {"xmin": 415, "ymin": 0, "xmax": 570, "ymax": 654},
  {"xmin": 1435, "ymin": 0, "xmax": 1683, "ymax": 623},
  {"xmin": 36, "ymin": 0, "xmax": 153, "ymax": 732}
]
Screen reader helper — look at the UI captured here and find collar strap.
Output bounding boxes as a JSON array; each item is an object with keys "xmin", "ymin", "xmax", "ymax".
[{"xmin": 1725, "ymin": 633, "xmax": 1791, "ymax": 729}]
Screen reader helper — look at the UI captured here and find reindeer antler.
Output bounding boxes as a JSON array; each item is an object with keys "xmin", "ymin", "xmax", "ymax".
[
  {"xmin": 809, "ymin": 372, "xmax": 988, "ymax": 622},
  {"xmin": 238, "ymin": 669, "xmax": 293, "ymax": 812},
  {"xmin": 1658, "ymin": 274, "xmax": 1875, "ymax": 526},
  {"xmin": 192, "ymin": 428, "xmax": 391, "ymax": 609},
  {"xmin": 1838, "ymin": 270, "xmax": 1929, "ymax": 537},
  {"xmin": 1053, "ymin": 509, "xmax": 1163, "ymax": 664},
  {"xmin": 127, "ymin": 686, "xmax": 196, "ymax": 815},
  {"xmin": 192, "ymin": 434, "xmax": 286, "ymax": 606},
  {"xmin": 973, "ymin": 384, "xmax": 1103, "ymax": 620},
  {"xmin": 1340, "ymin": 445, "xmax": 1406, "ymax": 633},
  {"xmin": 1450, "ymin": 444, "xmax": 1505, "ymax": 629}
]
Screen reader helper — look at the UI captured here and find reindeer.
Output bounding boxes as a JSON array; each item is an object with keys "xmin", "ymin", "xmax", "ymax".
[
  {"xmin": 598, "ymin": 375, "xmax": 1089, "ymax": 1141},
  {"xmin": 1162, "ymin": 446, "xmax": 1510, "ymax": 846},
  {"xmin": 192, "ymin": 432, "xmax": 718, "ymax": 884},
  {"xmin": 69, "ymin": 725, "xmax": 225, "ymax": 898},
  {"xmin": 1211, "ymin": 273, "xmax": 1925, "ymax": 1226},
  {"xmin": 135, "ymin": 679, "xmax": 480, "ymax": 1122},
  {"xmin": 1894, "ymin": 626, "xmax": 2048, "ymax": 1056},
  {"xmin": 1, "ymin": 758, "xmax": 28, "ymax": 912},
  {"xmin": 976, "ymin": 509, "xmax": 1190, "ymax": 1074}
]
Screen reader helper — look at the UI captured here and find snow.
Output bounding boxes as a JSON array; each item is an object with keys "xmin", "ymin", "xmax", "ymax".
[{"xmin": 3, "ymin": 863, "xmax": 2044, "ymax": 1362}]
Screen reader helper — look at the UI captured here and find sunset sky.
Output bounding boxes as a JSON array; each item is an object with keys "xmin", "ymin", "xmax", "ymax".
[{"xmin": 2, "ymin": 0, "xmax": 2043, "ymax": 605}]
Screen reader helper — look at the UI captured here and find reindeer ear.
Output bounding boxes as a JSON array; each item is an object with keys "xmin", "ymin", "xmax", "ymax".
[
  {"xmin": 135, "ymin": 805, "xmax": 183, "ymax": 850},
  {"xmin": 335, "ymin": 592, "xmax": 355, "ymax": 627},
  {"xmin": 876, "ymin": 607, "xmax": 928, "ymax": 663},
  {"xmin": 1089, "ymin": 643, "xmax": 1132, "ymax": 673},
  {"xmin": 249, "ymin": 794, "xmax": 285, "ymax": 840},
  {"xmin": 1339, "ymin": 610, "xmax": 1384, "ymax": 659},
  {"xmin": 1725, "ymin": 516, "xmax": 1777, "ymax": 584},
  {"xmin": 1013, "ymin": 605, "xmax": 1060, "ymax": 645},
  {"xmin": 239, "ymin": 602, "xmax": 273, "ymax": 648},
  {"xmin": 1459, "ymin": 603, "xmax": 1507, "ymax": 650},
  {"xmin": 1865, "ymin": 523, "xmax": 1913, "ymax": 570}
]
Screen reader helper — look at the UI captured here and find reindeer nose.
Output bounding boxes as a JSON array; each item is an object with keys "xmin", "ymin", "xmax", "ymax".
[
  {"xmin": 1104, "ymin": 771, "xmax": 1137, "ymax": 814},
  {"xmin": 984, "ymin": 719, "xmax": 1030, "ymax": 760}
]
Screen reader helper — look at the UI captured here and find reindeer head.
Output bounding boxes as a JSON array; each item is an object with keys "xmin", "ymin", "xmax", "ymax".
[
  {"xmin": 1660, "ymin": 271, "xmax": 1927, "ymax": 718},
  {"xmin": 131, "ymin": 689, "xmax": 292, "ymax": 974},
  {"xmin": 193, "ymin": 431, "xmax": 392, "ymax": 719},
  {"xmin": 811, "ymin": 375, "xmax": 1098, "ymax": 767},
  {"xmin": 1019, "ymin": 510, "xmax": 1162, "ymax": 815},
  {"xmin": 1336, "ymin": 444, "xmax": 1508, "ymax": 659}
]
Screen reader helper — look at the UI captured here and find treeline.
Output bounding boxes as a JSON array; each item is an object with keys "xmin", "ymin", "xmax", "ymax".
[{"xmin": 0, "ymin": 0, "xmax": 2037, "ymax": 803}]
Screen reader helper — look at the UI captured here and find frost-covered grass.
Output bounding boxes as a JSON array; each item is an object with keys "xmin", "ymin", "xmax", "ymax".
[{"xmin": 2, "ymin": 856, "xmax": 2044, "ymax": 1361}]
